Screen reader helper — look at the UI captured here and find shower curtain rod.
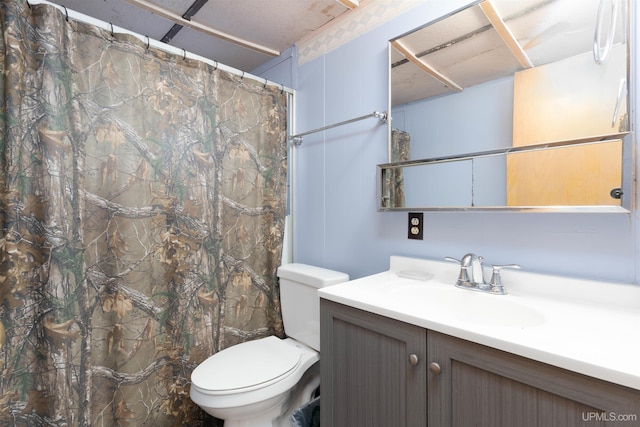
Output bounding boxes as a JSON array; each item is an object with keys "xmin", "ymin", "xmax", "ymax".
[
  {"xmin": 289, "ymin": 111, "xmax": 388, "ymax": 145},
  {"xmin": 28, "ymin": 0, "xmax": 294, "ymax": 95}
]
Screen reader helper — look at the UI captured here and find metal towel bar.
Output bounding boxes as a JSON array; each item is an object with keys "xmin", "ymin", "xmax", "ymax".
[{"xmin": 289, "ymin": 111, "xmax": 388, "ymax": 145}]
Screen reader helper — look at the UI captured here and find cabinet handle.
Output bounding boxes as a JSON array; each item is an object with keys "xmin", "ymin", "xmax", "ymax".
[
  {"xmin": 408, "ymin": 354, "xmax": 419, "ymax": 366},
  {"xmin": 429, "ymin": 362, "xmax": 442, "ymax": 375}
]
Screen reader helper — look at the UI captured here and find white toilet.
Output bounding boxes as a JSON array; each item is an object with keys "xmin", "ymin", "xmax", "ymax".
[{"xmin": 190, "ymin": 263, "xmax": 349, "ymax": 427}]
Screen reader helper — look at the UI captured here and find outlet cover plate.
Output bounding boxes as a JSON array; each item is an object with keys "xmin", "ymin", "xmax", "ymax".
[{"xmin": 408, "ymin": 212, "xmax": 424, "ymax": 240}]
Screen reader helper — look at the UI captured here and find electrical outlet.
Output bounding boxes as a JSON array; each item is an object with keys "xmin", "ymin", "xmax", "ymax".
[{"xmin": 408, "ymin": 212, "xmax": 424, "ymax": 240}]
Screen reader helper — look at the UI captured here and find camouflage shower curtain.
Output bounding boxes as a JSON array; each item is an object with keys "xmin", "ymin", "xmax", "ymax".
[{"xmin": 0, "ymin": 2, "xmax": 288, "ymax": 425}]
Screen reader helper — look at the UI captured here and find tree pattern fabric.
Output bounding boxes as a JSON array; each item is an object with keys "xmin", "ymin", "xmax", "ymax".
[{"xmin": 0, "ymin": 2, "xmax": 288, "ymax": 425}]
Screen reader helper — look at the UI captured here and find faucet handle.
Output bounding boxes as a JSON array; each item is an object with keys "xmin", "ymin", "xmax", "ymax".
[{"xmin": 488, "ymin": 264, "xmax": 521, "ymax": 295}]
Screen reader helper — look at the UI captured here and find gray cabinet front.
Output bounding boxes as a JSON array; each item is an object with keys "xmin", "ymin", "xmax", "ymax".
[
  {"xmin": 320, "ymin": 300, "xmax": 427, "ymax": 426},
  {"xmin": 428, "ymin": 331, "xmax": 640, "ymax": 427},
  {"xmin": 321, "ymin": 302, "xmax": 640, "ymax": 427}
]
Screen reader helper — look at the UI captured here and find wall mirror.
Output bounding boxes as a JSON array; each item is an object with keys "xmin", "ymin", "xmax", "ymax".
[{"xmin": 380, "ymin": 0, "xmax": 633, "ymax": 211}]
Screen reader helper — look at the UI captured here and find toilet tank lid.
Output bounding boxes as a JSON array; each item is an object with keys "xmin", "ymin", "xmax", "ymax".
[{"xmin": 277, "ymin": 263, "xmax": 349, "ymax": 288}]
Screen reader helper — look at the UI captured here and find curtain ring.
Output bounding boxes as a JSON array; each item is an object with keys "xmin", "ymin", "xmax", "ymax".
[
  {"xmin": 145, "ymin": 35, "xmax": 150, "ymax": 50},
  {"xmin": 182, "ymin": 49, "xmax": 187, "ymax": 60},
  {"xmin": 280, "ymin": 84, "xmax": 284, "ymax": 94},
  {"xmin": 213, "ymin": 60, "xmax": 218, "ymax": 71},
  {"xmin": 263, "ymin": 78, "xmax": 268, "ymax": 89},
  {"xmin": 110, "ymin": 23, "xmax": 115, "ymax": 40},
  {"xmin": 61, "ymin": 5, "xmax": 69, "ymax": 21},
  {"xmin": 240, "ymin": 71, "xmax": 245, "ymax": 80}
]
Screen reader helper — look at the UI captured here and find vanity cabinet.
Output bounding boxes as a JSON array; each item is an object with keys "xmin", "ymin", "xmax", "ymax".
[
  {"xmin": 428, "ymin": 331, "xmax": 640, "ymax": 427},
  {"xmin": 321, "ymin": 300, "xmax": 640, "ymax": 427},
  {"xmin": 320, "ymin": 299, "xmax": 427, "ymax": 426}
]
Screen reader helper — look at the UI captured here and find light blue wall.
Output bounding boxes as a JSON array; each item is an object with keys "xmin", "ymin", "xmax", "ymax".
[
  {"xmin": 262, "ymin": 0, "xmax": 639, "ymax": 284},
  {"xmin": 252, "ymin": 47, "xmax": 297, "ymax": 89}
]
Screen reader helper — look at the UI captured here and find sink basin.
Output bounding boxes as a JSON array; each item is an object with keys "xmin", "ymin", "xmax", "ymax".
[
  {"xmin": 386, "ymin": 281, "xmax": 546, "ymax": 328},
  {"xmin": 452, "ymin": 291, "xmax": 546, "ymax": 327}
]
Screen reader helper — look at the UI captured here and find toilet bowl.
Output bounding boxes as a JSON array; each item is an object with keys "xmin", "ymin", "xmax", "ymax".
[
  {"xmin": 190, "ymin": 263, "xmax": 349, "ymax": 426},
  {"xmin": 190, "ymin": 337, "xmax": 320, "ymax": 427}
]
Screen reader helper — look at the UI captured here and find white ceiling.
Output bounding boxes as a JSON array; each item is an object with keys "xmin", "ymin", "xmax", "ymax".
[{"xmin": 44, "ymin": 0, "xmax": 355, "ymax": 72}]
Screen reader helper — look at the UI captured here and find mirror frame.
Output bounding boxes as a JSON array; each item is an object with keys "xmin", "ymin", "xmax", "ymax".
[
  {"xmin": 383, "ymin": 0, "xmax": 635, "ymax": 213},
  {"xmin": 378, "ymin": 133, "xmax": 633, "ymax": 212}
]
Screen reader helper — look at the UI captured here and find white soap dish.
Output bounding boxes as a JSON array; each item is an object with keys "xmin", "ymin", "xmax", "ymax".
[{"xmin": 396, "ymin": 270, "xmax": 434, "ymax": 281}]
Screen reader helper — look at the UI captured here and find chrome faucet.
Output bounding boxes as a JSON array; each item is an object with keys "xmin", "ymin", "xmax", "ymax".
[
  {"xmin": 445, "ymin": 253, "xmax": 520, "ymax": 295},
  {"xmin": 445, "ymin": 253, "xmax": 487, "ymax": 289}
]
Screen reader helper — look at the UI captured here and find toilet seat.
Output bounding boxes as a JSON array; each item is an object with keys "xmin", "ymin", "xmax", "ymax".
[{"xmin": 191, "ymin": 336, "xmax": 302, "ymax": 396}]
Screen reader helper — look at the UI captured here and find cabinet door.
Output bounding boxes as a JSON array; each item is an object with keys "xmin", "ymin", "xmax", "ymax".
[
  {"xmin": 428, "ymin": 331, "xmax": 640, "ymax": 427},
  {"xmin": 320, "ymin": 300, "xmax": 427, "ymax": 427},
  {"xmin": 506, "ymin": 140, "xmax": 622, "ymax": 206}
]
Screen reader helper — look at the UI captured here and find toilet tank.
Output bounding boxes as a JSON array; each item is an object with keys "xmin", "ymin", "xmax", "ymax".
[{"xmin": 277, "ymin": 263, "xmax": 349, "ymax": 351}]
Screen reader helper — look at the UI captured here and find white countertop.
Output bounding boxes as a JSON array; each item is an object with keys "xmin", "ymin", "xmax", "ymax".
[{"xmin": 318, "ymin": 256, "xmax": 640, "ymax": 391}]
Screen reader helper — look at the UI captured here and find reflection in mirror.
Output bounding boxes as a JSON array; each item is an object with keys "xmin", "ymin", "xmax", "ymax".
[
  {"xmin": 507, "ymin": 140, "xmax": 622, "ymax": 206},
  {"xmin": 380, "ymin": 138, "xmax": 625, "ymax": 210},
  {"xmin": 385, "ymin": 0, "xmax": 631, "ymax": 211}
]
